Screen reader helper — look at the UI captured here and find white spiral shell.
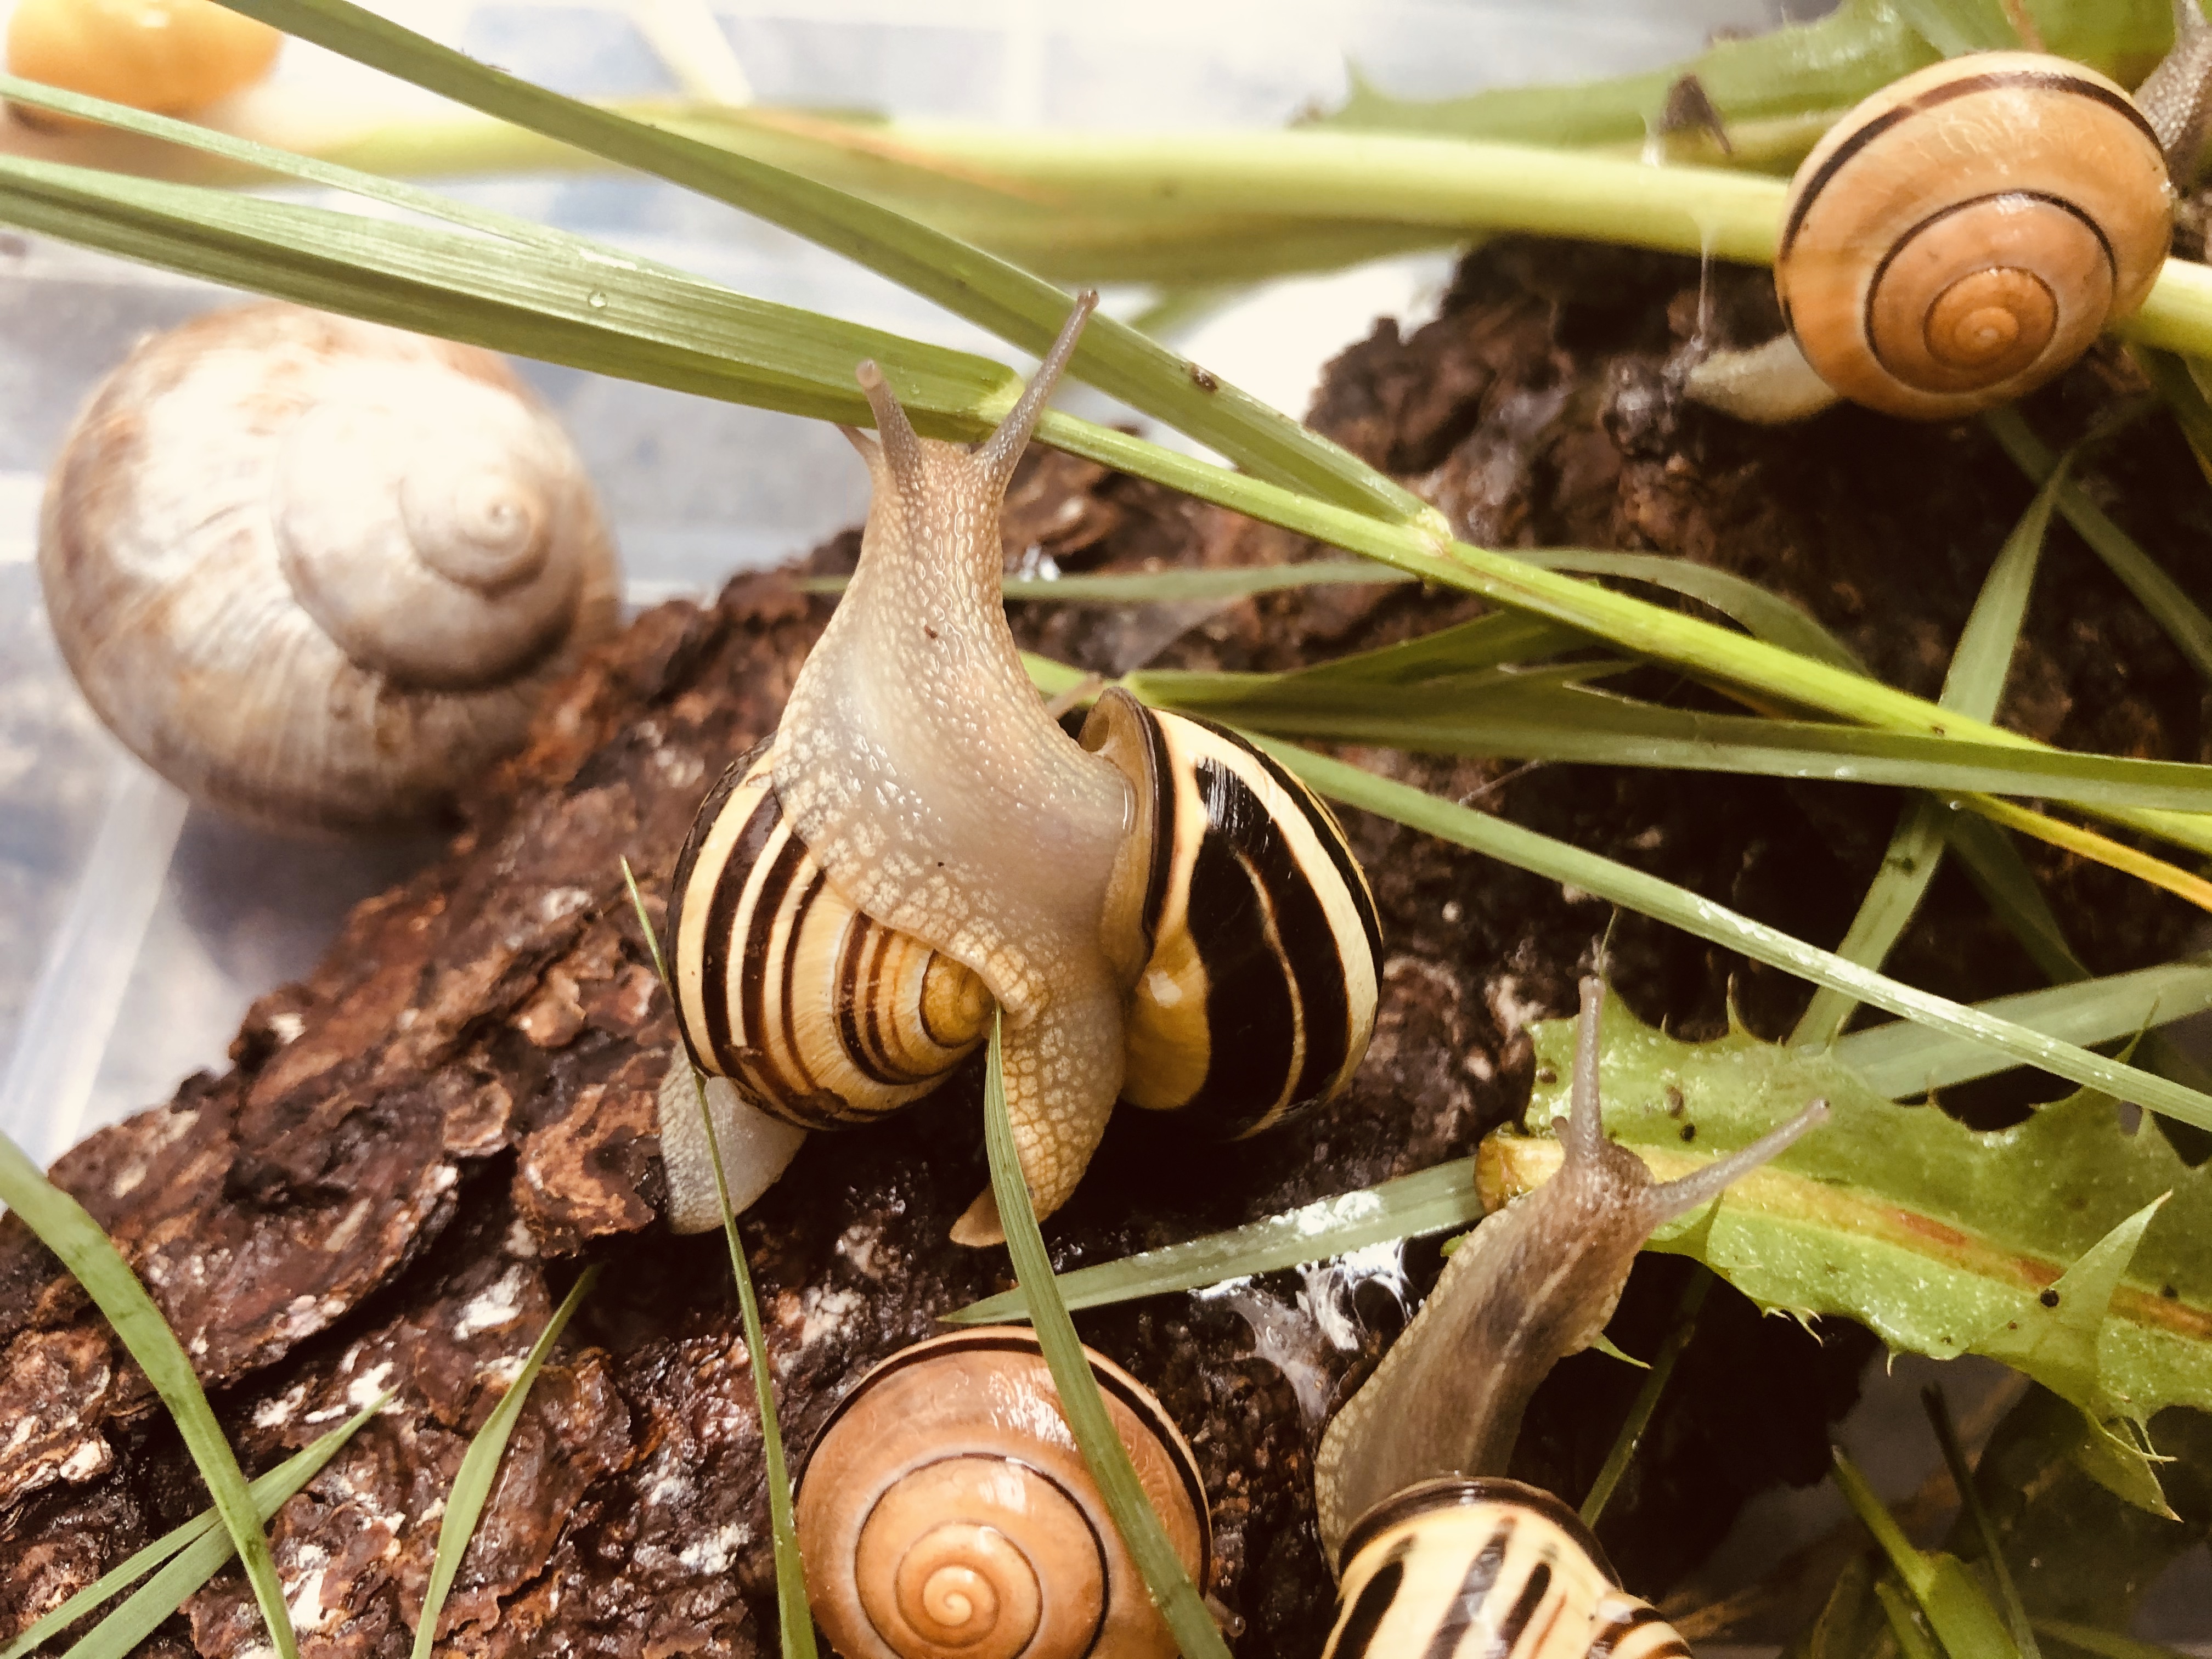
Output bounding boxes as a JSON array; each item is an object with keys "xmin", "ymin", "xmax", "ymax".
[{"xmin": 38, "ymin": 302, "xmax": 622, "ymax": 833}]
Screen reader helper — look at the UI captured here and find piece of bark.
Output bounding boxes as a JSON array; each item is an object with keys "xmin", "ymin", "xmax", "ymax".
[{"xmin": 3, "ymin": 236, "xmax": 2209, "ymax": 1657}]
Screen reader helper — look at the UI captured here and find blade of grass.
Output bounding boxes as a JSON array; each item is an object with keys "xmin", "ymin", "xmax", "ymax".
[
  {"xmin": 1984, "ymin": 406, "xmax": 2212, "ymax": 689},
  {"xmin": 621, "ymin": 860, "xmax": 816, "ymax": 1659},
  {"xmin": 945, "ymin": 1159, "xmax": 1483, "ymax": 1325},
  {"xmin": 1943, "ymin": 811, "xmax": 2092, "ymax": 985},
  {"xmin": 1579, "ymin": 1268, "xmax": 1713, "ymax": 1528},
  {"xmin": 2130, "ymin": 345, "xmax": 2212, "ymax": 477},
  {"xmin": 979, "ymin": 1018, "xmax": 1228, "ymax": 1659},
  {"xmin": 411, "ymin": 1271, "xmax": 596, "ymax": 1659},
  {"xmin": 1835, "ymin": 1446, "xmax": 2022, "ymax": 1659},
  {"xmin": 1876, "ymin": 1580, "xmax": 1952, "ymax": 1659},
  {"xmin": 1273, "ymin": 741, "xmax": 2212, "ymax": 1131},
  {"xmin": 1795, "ymin": 454, "xmax": 2069, "ymax": 1043},
  {"xmin": 20, "ymin": 72, "xmax": 2212, "ymax": 861},
  {"xmin": 1923, "ymin": 1386, "xmax": 2041, "ymax": 1659},
  {"xmin": 0, "ymin": 1136, "xmax": 296, "ymax": 1659},
  {"xmin": 2029, "ymin": 1619, "xmax": 2196, "ymax": 1658},
  {"xmin": 0, "ymin": 1396, "xmax": 385, "ymax": 1659},
  {"xmin": 1957, "ymin": 794, "xmax": 2212, "ymax": 916},
  {"xmin": 1833, "ymin": 960, "xmax": 2212, "ymax": 1096},
  {"xmin": 794, "ymin": 559, "xmax": 1412, "ymax": 605},
  {"xmin": 210, "ymin": 0, "xmax": 1431, "ymax": 528}
]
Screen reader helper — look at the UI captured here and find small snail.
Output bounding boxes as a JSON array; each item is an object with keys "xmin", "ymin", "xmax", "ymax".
[
  {"xmin": 40, "ymin": 302, "xmax": 622, "ymax": 833},
  {"xmin": 1323, "ymin": 1479, "xmax": 1686, "ymax": 1659},
  {"xmin": 665, "ymin": 292, "xmax": 1381, "ymax": 1243},
  {"xmin": 5, "ymin": 0, "xmax": 282, "ymax": 126},
  {"xmin": 1686, "ymin": 18, "xmax": 2212, "ymax": 423},
  {"xmin": 1313, "ymin": 979, "xmax": 1829, "ymax": 1654},
  {"xmin": 794, "ymin": 1327, "xmax": 1211, "ymax": 1659}
]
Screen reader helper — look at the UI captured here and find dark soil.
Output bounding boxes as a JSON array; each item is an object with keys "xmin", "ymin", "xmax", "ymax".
[{"xmin": 3, "ymin": 236, "xmax": 2209, "ymax": 1658}]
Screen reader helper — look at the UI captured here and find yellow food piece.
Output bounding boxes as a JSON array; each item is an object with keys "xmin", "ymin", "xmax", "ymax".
[{"xmin": 7, "ymin": 0, "xmax": 281, "ymax": 117}]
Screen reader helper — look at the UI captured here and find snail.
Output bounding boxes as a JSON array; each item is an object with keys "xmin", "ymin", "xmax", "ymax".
[
  {"xmin": 793, "ymin": 1326, "xmax": 1211, "ymax": 1659},
  {"xmin": 664, "ymin": 291, "xmax": 1381, "ymax": 1244},
  {"xmin": 1313, "ymin": 978, "xmax": 1829, "ymax": 1655},
  {"xmin": 40, "ymin": 302, "xmax": 622, "ymax": 834},
  {"xmin": 1685, "ymin": 10, "xmax": 2212, "ymax": 424},
  {"xmin": 5, "ymin": 0, "xmax": 282, "ymax": 127}
]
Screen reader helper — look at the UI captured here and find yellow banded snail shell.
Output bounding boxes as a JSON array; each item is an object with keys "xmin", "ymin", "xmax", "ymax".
[
  {"xmin": 663, "ymin": 292, "xmax": 1381, "ymax": 1242},
  {"xmin": 39, "ymin": 302, "xmax": 622, "ymax": 833},
  {"xmin": 1324, "ymin": 1478, "xmax": 1688, "ymax": 1659},
  {"xmin": 5, "ymin": 0, "xmax": 282, "ymax": 125},
  {"xmin": 1775, "ymin": 52, "xmax": 2173, "ymax": 420},
  {"xmin": 794, "ymin": 1327, "xmax": 1211, "ymax": 1659}
]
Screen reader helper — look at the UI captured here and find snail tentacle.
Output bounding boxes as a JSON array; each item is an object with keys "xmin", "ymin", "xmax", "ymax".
[{"xmin": 1311, "ymin": 977, "xmax": 1825, "ymax": 1566}]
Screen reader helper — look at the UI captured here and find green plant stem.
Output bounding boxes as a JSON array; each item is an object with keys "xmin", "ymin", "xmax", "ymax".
[
  {"xmin": 0, "ymin": 1135, "xmax": 297, "ymax": 1659},
  {"xmin": 1923, "ymin": 1386, "xmax": 2041, "ymax": 1659},
  {"xmin": 981, "ymin": 1020, "xmax": 1228, "ymax": 1659},
  {"xmin": 1579, "ymin": 1268, "xmax": 1713, "ymax": 1528}
]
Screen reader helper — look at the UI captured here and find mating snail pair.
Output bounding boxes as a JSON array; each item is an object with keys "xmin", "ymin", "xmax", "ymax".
[
  {"xmin": 789, "ymin": 982, "xmax": 1824, "ymax": 1659},
  {"xmin": 1690, "ymin": 5, "xmax": 2212, "ymax": 423},
  {"xmin": 664, "ymin": 293, "xmax": 1382, "ymax": 1243}
]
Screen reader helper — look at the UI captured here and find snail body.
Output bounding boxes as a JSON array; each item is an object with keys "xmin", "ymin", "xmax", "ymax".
[
  {"xmin": 1324, "ymin": 1478, "xmax": 1685, "ymax": 1659},
  {"xmin": 6, "ymin": 0, "xmax": 281, "ymax": 121},
  {"xmin": 794, "ymin": 1327, "xmax": 1211, "ymax": 1659},
  {"xmin": 1688, "ymin": 32, "xmax": 2211, "ymax": 423},
  {"xmin": 1312, "ymin": 979, "xmax": 1827, "ymax": 1652},
  {"xmin": 665, "ymin": 294, "xmax": 1379, "ymax": 1241},
  {"xmin": 40, "ymin": 302, "xmax": 621, "ymax": 833}
]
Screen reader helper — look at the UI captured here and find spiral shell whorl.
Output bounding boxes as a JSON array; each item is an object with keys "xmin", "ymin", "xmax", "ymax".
[
  {"xmin": 795, "ymin": 1329, "xmax": 1209, "ymax": 1659},
  {"xmin": 37, "ymin": 303, "xmax": 620, "ymax": 832},
  {"xmin": 1776, "ymin": 52, "xmax": 2171, "ymax": 420}
]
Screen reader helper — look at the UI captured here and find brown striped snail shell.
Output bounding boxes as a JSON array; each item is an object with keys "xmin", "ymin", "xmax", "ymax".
[
  {"xmin": 1774, "ymin": 52, "xmax": 2173, "ymax": 420},
  {"xmin": 1324, "ymin": 1478, "xmax": 1688, "ymax": 1659},
  {"xmin": 663, "ymin": 292, "xmax": 1380, "ymax": 1243},
  {"xmin": 39, "ymin": 302, "xmax": 622, "ymax": 833},
  {"xmin": 5, "ymin": 0, "xmax": 282, "ymax": 125},
  {"xmin": 794, "ymin": 1327, "xmax": 1211, "ymax": 1659}
]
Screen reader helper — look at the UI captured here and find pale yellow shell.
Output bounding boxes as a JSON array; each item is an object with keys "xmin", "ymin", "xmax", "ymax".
[
  {"xmin": 39, "ymin": 302, "xmax": 622, "ymax": 833},
  {"xmin": 6, "ymin": 0, "xmax": 280, "ymax": 120},
  {"xmin": 795, "ymin": 1329, "xmax": 1211, "ymax": 1659},
  {"xmin": 1776, "ymin": 52, "xmax": 2172, "ymax": 420}
]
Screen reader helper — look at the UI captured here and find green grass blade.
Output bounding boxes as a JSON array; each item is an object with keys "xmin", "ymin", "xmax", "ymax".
[
  {"xmin": 1832, "ymin": 960, "xmax": 2212, "ymax": 1097},
  {"xmin": 980, "ymin": 1018, "xmax": 1227, "ymax": 1659},
  {"xmin": 1795, "ymin": 454, "xmax": 2069, "ymax": 1043},
  {"xmin": 1273, "ymin": 742, "xmax": 2212, "ymax": 1131},
  {"xmin": 1578, "ymin": 1268, "xmax": 1712, "ymax": 1529},
  {"xmin": 2130, "ymin": 346, "xmax": 2212, "ymax": 472},
  {"xmin": 1923, "ymin": 1386, "xmax": 2041, "ymax": 1659},
  {"xmin": 621, "ymin": 860, "xmax": 816, "ymax": 1659},
  {"xmin": 58, "ymin": 1399, "xmax": 386, "ymax": 1659},
  {"xmin": 2029, "ymin": 1618, "xmax": 2196, "ymax": 1658},
  {"xmin": 209, "ymin": 0, "xmax": 1430, "ymax": 528},
  {"xmin": 1505, "ymin": 548, "xmax": 1866, "ymax": 674},
  {"xmin": 411, "ymin": 1271, "xmax": 596, "ymax": 1659},
  {"xmin": 1836, "ymin": 1447, "xmax": 2022, "ymax": 1659},
  {"xmin": 0, "ymin": 1136, "xmax": 297, "ymax": 1659},
  {"xmin": 945, "ymin": 1160, "xmax": 1484, "ymax": 1325},
  {"xmin": 0, "ymin": 1397, "xmax": 384, "ymax": 1659},
  {"xmin": 1876, "ymin": 1580, "xmax": 1951, "ymax": 1659},
  {"xmin": 1942, "ymin": 812, "xmax": 2092, "ymax": 985},
  {"xmin": 795, "ymin": 559, "xmax": 1412, "ymax": 605},
  {"xmin": 1984, "ymin": 406, "xmax": 2212, "ymax": 688}
]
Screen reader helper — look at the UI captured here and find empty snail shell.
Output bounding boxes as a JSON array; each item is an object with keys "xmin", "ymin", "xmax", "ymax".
[
  {"xmin": 39, "ymin": 302, "xmax": 622, "ymax": 833},
  {"xmin": 5, "ymin": 0, "xmax": 282, "ymax": 123},
  {"xmin": 794, "ymin": 1327, "xmax": 1211, "ymax": 1659},
  {"xmin": 1313, "ymin": 978, "xmax": 1829, "ymax": 1566},
  {"xmin": 663, "ymin": 292, "xmax": 1380, "ymax": 1243},
  {"xmin": 1324, "ymin": 1477, "xmax": 1689, "ymax": 1659},
  {"xmin": 1687, "ymin": 37, "xmax": 2210, "ymax": 424}
]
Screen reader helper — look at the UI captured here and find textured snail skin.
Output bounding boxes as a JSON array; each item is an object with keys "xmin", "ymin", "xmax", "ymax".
[
  {"xmin": 5, "ymin": 0, "xmax": 280, "ymax": 121},
  {"xmin": 1311, "ymin": 978, "xmax": 1828, "ymax": 1567},
  {"xmin": 795, "ymin": 1328, "xmax": 1211, "ymax": 1659},
  {"xmin": 2134, "ymin": 0, "xmax": 2212, "ymax": 183},
  {"xmin": 38, "ymin": 303, "xmax": 622, "ymax": 834},
  {"xmin": 1324, "ymin": 1478, "xmax": 1689, "ymax": 1659},
  {"xmin": 771, "ymin": 296, "xmax": 1138, "ymax": 1244}
]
